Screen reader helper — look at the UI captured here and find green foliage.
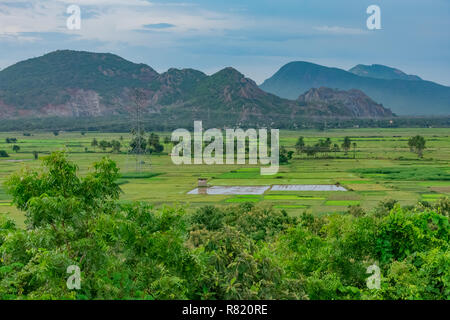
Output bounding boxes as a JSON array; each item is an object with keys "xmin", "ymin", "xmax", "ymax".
[
  {"xmin": 12, "ymin": 145, "xmax": 20, "ymax": 153},
  {"xmin": 408, "ymin": 135, "xmax": 426, "ymax": 158},
  {"xmin": 342, "ymin": 136, "xmax": 351, "ymax": 154},
  {"xmin": 279, "ymin": 146, "xmax": 294, "ymax": 164},
  {"xmin": 148, "ymin": 133, "xmax": 164, "ymax": 154},
  {"xmin": 295, "ymin": 136, "xmax": 305, "ymax": 154},
  {"xmin": 376, "ymin": 205, "xmax": 449, "ymax": 264}
]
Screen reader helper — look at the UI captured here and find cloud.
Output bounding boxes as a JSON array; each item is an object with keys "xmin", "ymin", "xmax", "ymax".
[
  {"xmin": 0, "ymin": 0, "xmax": 246, "ymax": 45},
  {"xmin": 143, "ymin": 23, "xmax": 175, "ymax": 29},
  {"xmin": 314, "ymin": 25, "xmax": 368, "ymax": 35}
]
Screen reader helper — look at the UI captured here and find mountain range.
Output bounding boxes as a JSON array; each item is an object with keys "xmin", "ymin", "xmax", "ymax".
[
  {"xmin": 0, "ymin": 50, "xmax": 395, "ymax": 127},
  {"xmin": 260, "ymin": 61, "xmax": 450, "ymax": 115}
]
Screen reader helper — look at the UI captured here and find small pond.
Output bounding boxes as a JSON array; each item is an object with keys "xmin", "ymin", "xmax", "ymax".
[
  {"xmin": 188, "ymin": 186, "xmax": 270, "ymax": 195},
  {"xmin": 271, "ymin": 185, "xmax": 347, "ymax": 192}
]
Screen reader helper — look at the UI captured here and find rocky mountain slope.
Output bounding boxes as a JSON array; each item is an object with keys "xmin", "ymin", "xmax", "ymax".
[
  {"xmin": 348, "ymin": 64, "xmax": 422, "ymax": 81},
  {"xmin": 297, "ymin": 87, "xmax": 393, "ymax": 117}
]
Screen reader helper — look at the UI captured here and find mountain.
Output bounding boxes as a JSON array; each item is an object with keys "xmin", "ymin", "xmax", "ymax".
[
  {"xmin": 297, "ymin": 87, "xmax": 393, "ymax": 118},
  {"xmin": 348, "ymin": 64, "xmax": 422, "ymax": 81},
  {"xmin": 0, "ymin": 50, "xmax": 159, "ymax": 118},
  {"xmin": 0, "ymin": 51, "xmax": 395, "ymax": 127},
  {"xmin": 260, "ymin": 61, "xmax": 450, "ymax": 115}
]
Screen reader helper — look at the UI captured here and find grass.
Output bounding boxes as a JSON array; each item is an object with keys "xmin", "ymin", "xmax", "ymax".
[
  {"xmin": 120, "ymin": 172, "xmax": 162, "ymax": 179},
  {"xmin": 274, "ymin": 205, "xmax": 308, "ymax": 209},
  {"xmin": 354, "ymin": 167, "xmax": 450, "ymax": 181},
  {"xmin": 325, "ymin": 200, "xmax": 361, "ymax": 206},
  {"xmin": 264, "ymin": 195, "xmax": 325, "ymax": 200},
  {"xmin": 226, "ymin": 197, "xmax": 260, "ymax": 203}
]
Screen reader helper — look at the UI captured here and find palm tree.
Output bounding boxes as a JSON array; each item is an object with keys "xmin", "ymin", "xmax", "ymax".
[
  {"xmin": 342, "ymin": 137, "xmax": 351, "ymax": 155},
  {"xmin": 332, "ymin": 144, "xmax": 340, "ymax": 158},
  {"xmin": 295, "ymin": 137, "xmax": 305, "ymax": 155}
]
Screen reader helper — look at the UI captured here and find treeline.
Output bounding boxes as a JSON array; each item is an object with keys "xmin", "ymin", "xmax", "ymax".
[
  {"xmin": 0, "ymin": 152, "xmax": 448, "ymax": 300},
  {"xmin": 0, "ymin": 115, "xmax": 449, "ymax": 132},
  {"xmin": 88, "ymin": 133, "xmax": 167, "ymax": 154},
  {"xmin": 295, "ymin": 136, "xmax": 356, "ymax": 158}
]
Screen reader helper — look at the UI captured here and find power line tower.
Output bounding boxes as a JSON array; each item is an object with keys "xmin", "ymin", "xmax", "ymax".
[{"xmin": 131, "ymin": 88, "xmax": 146, "ymax": 172}]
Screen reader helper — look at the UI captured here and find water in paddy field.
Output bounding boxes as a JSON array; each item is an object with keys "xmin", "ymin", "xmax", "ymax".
[
  {"xmin": 188, "ymin": 185, "xmax": 347, "ymax": 195},
  {"xmin": 188, "ymin": 186, "xmax": 270, "ymax": 195},
  {"xmin": 271, "ymin": 185, "xmax": 347, "ymax": 192}
]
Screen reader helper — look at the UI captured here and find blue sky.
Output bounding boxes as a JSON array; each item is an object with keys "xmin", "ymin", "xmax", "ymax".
[{"xmin": 0, "ymin": 0, "xmax": 449, "ymax": 85}]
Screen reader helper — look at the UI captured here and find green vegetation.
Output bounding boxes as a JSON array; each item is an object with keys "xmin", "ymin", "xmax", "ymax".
[
  {"xmin": 355, "ymin": 167, "xmax": 450, "ymax": 181},
  {"xmin": 0, "ymin": 152, "xmax": 448, "ymax": 300},
  {"xmin": 325, "ymin": 200, "xmax": 361, "ymax": 206},
  {"xmin": 408, "ymin": 135, "xmax": 426, "ymax": 158}
]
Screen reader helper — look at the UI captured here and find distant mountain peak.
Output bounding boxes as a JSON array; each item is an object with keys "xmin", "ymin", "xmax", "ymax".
[
  {"xmin": 260, "ymin": 61, "xmax": 449, "ymax": 115},
  {"xmin": 211, "ymin": 67, "xmax": 246, "ymax": 79},
  {"xmin": 348, "ymin": 64, "xmax": 422, "ymax": 81}
]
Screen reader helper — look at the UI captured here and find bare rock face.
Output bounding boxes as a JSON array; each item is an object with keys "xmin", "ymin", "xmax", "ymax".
[{"xmin": 297, "ymin": 87, "xmax": 394, "ymax": 117}]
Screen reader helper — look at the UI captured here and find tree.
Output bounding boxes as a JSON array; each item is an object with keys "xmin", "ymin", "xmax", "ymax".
[
  {"xmin": 111, "ymin": 140, "xmax": 121, "ymax": 153},
  {"xmin": 0, "ymin": 150, "xmax": 9, "ymax": 157},
  {"xmin": 148, "ymin": 133, "xmax": 164, "ymax": 154},
  {"xmin": 53, "ymin": 131, "xmax": 59, "ymax": 136},
  {"xmin": 332, "ymin": 144, "xmax": 340, "ymax": 158},
  {"xmin": 315, "ymin": 138, "xmax": 332, "ymax": 158},
  {"xmin": 33, "ymin": 151, "xmax": 39, "ymax": 160},
  {"xmin": 352, "ymin": 142, "xmax": 357, "ymax": 159},
  {"xmin": 91, "ymin": 138, "xmax": 98, "ymax": 152},
  {"xmin": 130, "ymin": 130, "xmax": 147, "ymax": 154},
  {"xmin": 295, "ymin": 137, "xmax": 305, "ymax": 155},
  {"xmin": 12, "ymin": 145, "xmax": 20, "ymax": 153},
  {"xmin": 408, "ymin": 135, "xmax": 426, "ymax": 158},
  {"xmin": 342, "ymin": 136, "xmax": 351, "ymax": 155},
  {"xmin": 304, "ymin": 145, "xmax": 317, "ymax": 158},
  {"xmin": 99, "ymin": 140, "xmax": 111, "ymax": 152},
  {"xmin": 279, "ymin": 146, "xmax": 294, "ymax": 164}
]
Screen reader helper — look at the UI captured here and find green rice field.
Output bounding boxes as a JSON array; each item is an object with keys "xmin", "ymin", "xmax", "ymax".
[{"xmin": 0, "ymin": 128, "xmax": 449, "ymax": 226}]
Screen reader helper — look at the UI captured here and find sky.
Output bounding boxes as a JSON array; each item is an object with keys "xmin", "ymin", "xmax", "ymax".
[{"xmin": 0, "ymin": 0, "xmax": 449, "ymax": 85}]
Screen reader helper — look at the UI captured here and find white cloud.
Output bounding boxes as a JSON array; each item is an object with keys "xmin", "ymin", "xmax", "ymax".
[
  {"xmin": 314, "ymin": 25, "xmax": 368, "ymax": 35},
  {"xmin": 0, "ymin": 0, "xmax": 246, "ymax": 45}
]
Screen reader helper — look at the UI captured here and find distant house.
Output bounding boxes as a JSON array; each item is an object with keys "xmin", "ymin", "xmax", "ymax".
[{"xmin": 198, "ymin": 178, "xmax": 208, "ymax": 188}]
